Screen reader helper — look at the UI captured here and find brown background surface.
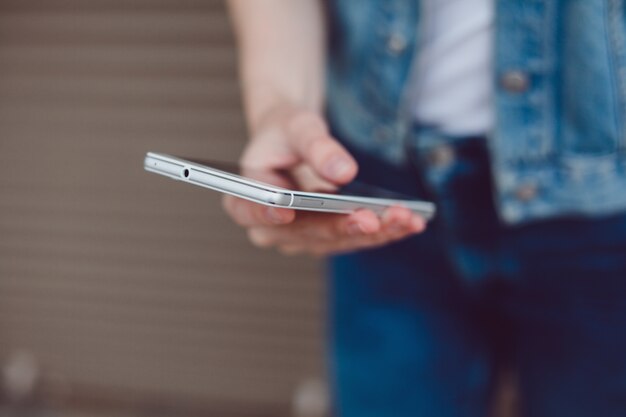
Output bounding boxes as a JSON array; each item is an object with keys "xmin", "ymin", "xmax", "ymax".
[{"xmin": 0, "ymin": 1, "xmax": 325, "ymax": 415}]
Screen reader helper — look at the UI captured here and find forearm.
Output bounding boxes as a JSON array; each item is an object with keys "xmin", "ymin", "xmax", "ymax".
[{"xmin": 227, "ymin": 0, "xmax": 326, "ymax": 132}]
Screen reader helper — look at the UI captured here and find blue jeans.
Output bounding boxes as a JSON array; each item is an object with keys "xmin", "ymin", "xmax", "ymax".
[{"xmin": 328, "ymin": 138, "xmax": 626, "ymax": 417}]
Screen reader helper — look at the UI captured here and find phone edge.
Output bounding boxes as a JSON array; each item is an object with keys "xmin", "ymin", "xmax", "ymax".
[{"xmin": 144, "ymin": 153, "xmax": 294, "ymax": 208}]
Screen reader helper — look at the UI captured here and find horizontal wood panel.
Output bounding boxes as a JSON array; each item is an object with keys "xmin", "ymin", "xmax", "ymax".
[
  {"xmin": 0, "ymin": 12, "xmax": 232, "ymax": 46},
  {"xmin": 0, "ymin": 0, "xmax": 222, "ymax": 12}
]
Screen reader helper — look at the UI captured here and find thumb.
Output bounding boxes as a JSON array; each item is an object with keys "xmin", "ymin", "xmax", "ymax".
[{"xmin": 285, "ymin": 112, "xmax": 358, "ymax": 184}]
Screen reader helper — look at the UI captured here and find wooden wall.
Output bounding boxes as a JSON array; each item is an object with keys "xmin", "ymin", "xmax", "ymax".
[{"xmin": 0, "ymin": 1, "xmax": 325, "ymax": 415}]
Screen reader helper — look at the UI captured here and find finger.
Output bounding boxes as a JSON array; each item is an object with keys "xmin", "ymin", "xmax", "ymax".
[
  {"xmin": 248, "ymin": 227, "xmax": 276, "ymax": 249},
  {"xmin": 240, "ymin": 128, "xmax": 300, "ymax": 170},
  {"xmin": 284, "ymin": 112, "xmax": 358, "ymax": 184},
  {"xmin": 380, "ymin": 206, "xmax": 414, "ymax": 234},
  {"xmin": 344, "ymin": 209, "xmax": 381, "ymax": 235},
  {"xmin": 243, "ymin": 210, "xmax": 379, "ymax": 252},
  {"xmin": 244, "ymin": 207, "xmax": 426, "ymax": 254},
  {"xmin": 222, "ymin": 195, "xmax": 295, "ymax": 227},
  {"xmin": 305, "ymin": 221, "xmax": 425, "ymax": 256},
  {"xmin": 277, "ymin": 210, "xmax": 426, "ymax": 256},
  {"xmin": 339, "ymin": 211, "xmax": 426, "ymax": 251},
  {"xmin": 290, "ymin": 164, "xmax": 338, "ymax": 192},
  {"xmin": 381, "ymin": 206, "xmax": 413, "ymax": 224}
]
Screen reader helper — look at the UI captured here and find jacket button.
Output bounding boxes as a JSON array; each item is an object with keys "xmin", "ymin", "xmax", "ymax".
[
  {"xmin": 501, "ymin": 71, "xmax": 529, "ymax": 93},
  {"xmin": 387, "ymin": 33, "xmax": 408, "ymax": 54},
  {"xmin": 426, "ymin": 145, "xmax": 455, "ymax": 168},
  {"xmin": 514, "ymin": 184, "xmax": 538, "ymax": 201}
]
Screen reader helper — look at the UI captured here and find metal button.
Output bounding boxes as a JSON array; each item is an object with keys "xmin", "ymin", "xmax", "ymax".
[
  {"xmin": 426, "ymin": 145, "xmax": 455, "ymax": 168},
  {"xmin": 501, "ymin": 71, "xmax": 530, "ymax": 93},
  {"xmin": 514, "ymin": 184, "xmax": 538, "ymax": 202},
  {"xmin": 387, "ymin": 33, "xmax": 408, "ymax": 54}
]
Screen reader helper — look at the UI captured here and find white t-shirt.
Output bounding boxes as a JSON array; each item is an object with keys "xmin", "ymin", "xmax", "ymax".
[{"xmin": 413, "ymin": 0, "xmax": 494, "ymax": 136}]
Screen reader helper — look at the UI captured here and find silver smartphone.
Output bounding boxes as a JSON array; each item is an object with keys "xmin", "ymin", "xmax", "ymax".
[{"xmin": 144, "ymin": 152, "xmax": 436, "ymax": 220}]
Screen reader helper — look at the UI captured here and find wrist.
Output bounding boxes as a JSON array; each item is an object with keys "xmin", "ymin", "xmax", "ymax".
[{"xmin": 244, "ymin": 86, "xmax": 321, "ymax": 138}]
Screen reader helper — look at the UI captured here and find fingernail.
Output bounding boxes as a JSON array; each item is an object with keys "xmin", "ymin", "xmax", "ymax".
[
  {"xmin": 382, "ymin": 210, "xmax": 395, "ymax": 224},
  {"xmin": 347, "ymin": 221, "xmax": 364, "ymax": 235},
  {"xmin": 410, "ymin": 216, "xmax": 425, "ymax": 232},
  {"xmin": 325, "ymin": 156, "xmax": 352, "ymax": 180},
  {"xmin": 266, "ymin": 207, "xmax": 285, "ymax": 224}
]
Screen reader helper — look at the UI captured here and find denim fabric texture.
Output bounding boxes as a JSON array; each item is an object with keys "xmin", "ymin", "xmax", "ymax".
[
  {"xmin": 328, "ymin": 137, "xmax": 626, "ymax": 417},
  {"xmin": 325, "ymin": 0, "xmax": 626, "ymax": 224}
]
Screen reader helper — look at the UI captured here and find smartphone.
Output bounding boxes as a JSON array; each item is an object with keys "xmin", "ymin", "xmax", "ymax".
[{"xmin": 144, "ymin": 152, "xmax": 436, "ymax": 220}]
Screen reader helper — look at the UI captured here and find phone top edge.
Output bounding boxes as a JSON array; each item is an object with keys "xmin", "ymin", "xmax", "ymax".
[
  {"xmin": 145, "ymin": 152, "xmax": 291, "ymax": 192},
  {"xmin": 144, "ymin": 152, "xmax": 294, "ymax": 207}
]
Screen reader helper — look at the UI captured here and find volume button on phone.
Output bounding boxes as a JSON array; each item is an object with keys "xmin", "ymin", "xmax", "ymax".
[{"xmin": 296, "ymin": 197, "xmax": 325, "ymax": 208}]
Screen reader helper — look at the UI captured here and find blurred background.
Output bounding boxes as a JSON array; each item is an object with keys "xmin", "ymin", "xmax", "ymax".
[{"xmin": 0, "ymin": 1, "xmax": 327, "ymax": 416}]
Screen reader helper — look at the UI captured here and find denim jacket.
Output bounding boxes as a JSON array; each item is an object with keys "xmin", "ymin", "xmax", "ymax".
[{"xmin": 325, "ymin": 0, "xmax": 626, "ymax": 224}]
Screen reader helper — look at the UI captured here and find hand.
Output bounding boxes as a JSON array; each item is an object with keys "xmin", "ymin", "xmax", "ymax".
[{"xmin": 222, "ymin": 105, "xmax": 426, "ymax": 256}]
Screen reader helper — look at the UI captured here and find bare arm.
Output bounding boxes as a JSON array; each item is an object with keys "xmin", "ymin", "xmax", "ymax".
[{"xmin": 228, "ymin": 0, "xmax": 325, "ymax": 130}]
